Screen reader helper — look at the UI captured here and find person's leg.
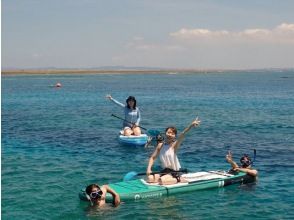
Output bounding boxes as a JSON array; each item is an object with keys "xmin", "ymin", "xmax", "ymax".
[
  {"xmin": 159, "ymin": 174, "xmax": 178, "ymax": 185},
  {"xmin": 123, "ymin": 127, "xmax": 133, "ymax": 136},
  {"xmin": 133, "ymin": 127, "xmax": 142, "ymax": 136},
  {"xmin": 147, "ymin": 174, "xmax": 160, "ymax": 183}
]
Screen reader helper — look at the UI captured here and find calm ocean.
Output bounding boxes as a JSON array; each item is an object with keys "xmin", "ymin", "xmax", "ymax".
[{"xmin": 2, "ymin": 71, "xmax": 294, "ymax": 219}]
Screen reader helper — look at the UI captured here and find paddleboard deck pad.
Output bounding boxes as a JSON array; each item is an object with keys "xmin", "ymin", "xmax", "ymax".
[{"xmin": 79, "ymin": 170, "xmax": 255, "ymax": 202}]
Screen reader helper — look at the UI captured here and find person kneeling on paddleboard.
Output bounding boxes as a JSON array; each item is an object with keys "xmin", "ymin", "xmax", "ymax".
[
  {"xmin": 85, "ymin": 184, "xmax": 120, "ymax": 207},
  {"xmin": 226, "ymin": 151, "xmax": 258, "ymax": 177},
  {"xmin": 146, "ymin": 117, "xmax": 201, "ymax": 185}
]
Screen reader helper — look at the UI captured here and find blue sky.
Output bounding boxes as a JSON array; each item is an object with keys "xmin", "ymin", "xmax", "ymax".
[{"xmin": 2, "ymin": 0, "xmax": 294, "ymax": 69}]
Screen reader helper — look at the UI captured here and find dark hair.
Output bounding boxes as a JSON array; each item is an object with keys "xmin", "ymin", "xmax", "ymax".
[
  {"xmin": 165, "ymin": 126, "xmax": 177, "ymax": 135},
  {"xmin": 86, "ymin": 184, "xmax": 100, "ymax": 196},
  {"xmin": 126, "ymin": 96, "xmax": 137, "ymax": 109},
  {"xmin": 240, "ymin": 155, "xmax": 252, "ymax": 168}
]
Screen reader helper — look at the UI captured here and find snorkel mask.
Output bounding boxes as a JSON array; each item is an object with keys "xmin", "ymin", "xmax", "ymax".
[
  {"xmin": 89, "ymin": 190, "xmax": 103, "ymax": 200},
  {"xmin": 85, "ymin": 184, "xmax": 103, "ymax": 205}
]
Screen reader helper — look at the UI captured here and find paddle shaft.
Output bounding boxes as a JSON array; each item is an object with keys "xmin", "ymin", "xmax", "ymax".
[
  {"xmin": 123, "ymin": 168, "xmax": 187, "ymax": 181},
  {"xmin": 111, "ymin": 114, "xmax": 148, "ymax": 130},
  {"xmin": 137, "ymin": 169, "xmax": 188, "ymax": 176}
]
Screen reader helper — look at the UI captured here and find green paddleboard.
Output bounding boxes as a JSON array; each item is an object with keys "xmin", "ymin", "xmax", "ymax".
[{"xmin": 79, "ymin": 170, "xmax": 255, "ymax": 202}]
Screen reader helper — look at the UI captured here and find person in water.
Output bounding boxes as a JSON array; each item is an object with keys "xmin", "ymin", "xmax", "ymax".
[
  {"xmin": 106, "ymin": 95, "xmax": 142, "ymax": 136},
  {"xmin": 85, "ymin": 184, "xmax": 120, "ymax": 207},
  {"xmin": 146, "ymin": 117, "xmax": 201, "ymax": 185},
  {"xmin": 226, "ymin": 151, "xmax": 258, "ymax": 177}
]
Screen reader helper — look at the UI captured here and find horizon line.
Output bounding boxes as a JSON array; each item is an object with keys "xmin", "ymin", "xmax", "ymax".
[{"xmin": 2, "ymin": 67, "xmax": 294, "ymax": 75}]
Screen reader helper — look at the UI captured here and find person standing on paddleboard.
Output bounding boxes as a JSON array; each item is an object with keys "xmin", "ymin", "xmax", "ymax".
[
  {"xmin": 106, "ymin": 95, "xmax": 142, "ymax": 136},
  {"xmin": 146, "ymin": 118, "xmax": 201, "ymax": 185},
  {"xmin": 226, "ymin": 151, "xmax": 258, "ymax": 177},
  {"xmin": 85, "ymin": 184, "xmax": 120, "ymax": 207}
]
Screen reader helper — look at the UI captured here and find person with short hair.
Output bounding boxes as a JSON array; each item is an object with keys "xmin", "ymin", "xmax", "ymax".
[
  {"xmin": 85, "ymin": 184, "xmax": 120, "ymax": 207},
  {"xmin": 226, "ymin": 151, "xmax": 258, "ymax": 177}
]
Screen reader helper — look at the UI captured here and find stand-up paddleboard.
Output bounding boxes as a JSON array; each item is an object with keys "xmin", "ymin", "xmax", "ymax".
[
  {"xmin": 118, "ymin": 131, "xmax": 149, "ymax": 146},
  {"xmin": 79, "ymin": 170, "xmax": 255, "ymax": 202},
  {"xmin": 111, "ymin": 114, "xmax": 159, "ymax": 146}
]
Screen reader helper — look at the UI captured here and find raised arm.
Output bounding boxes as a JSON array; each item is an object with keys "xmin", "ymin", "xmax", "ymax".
[
  {"xmin": 106, "ymin": 94, "xmax": 125, "ymax": 108},
  {"xmin": 104, "ymin": 185, "xmax": 121, "ymax": 207},
  {"xmin": 226, "ymin": 151, "xmax": 239, "ymax": 169},
  {"xmin": 174, "ymin": 117, "xmax": 201, "ymax": 150}
]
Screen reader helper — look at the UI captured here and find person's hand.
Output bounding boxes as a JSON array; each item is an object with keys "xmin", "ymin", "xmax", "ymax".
[
  {"xmin": 226, "ymin": 151, "xmax": 233, "ymax": 163},
  {"xmin": 106, "ymin": 94, "xmax": 112, "ymax": 100},
  {"xmin": 192, "ymin": 117, "xmax": 201, "ymax": 127},
  {"xmin": 113, "ymin": 194, "xmax": 121, "ymax": 207}
]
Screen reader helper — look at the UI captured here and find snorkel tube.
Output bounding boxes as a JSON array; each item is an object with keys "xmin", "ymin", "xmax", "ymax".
[{"xmin": 251, "ymin": 149, "xmax": 256, "ymax": 165}]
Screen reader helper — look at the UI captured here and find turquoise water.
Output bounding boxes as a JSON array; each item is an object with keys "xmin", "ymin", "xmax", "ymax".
[{"xmin": 2, "ymin": 71, "xmax": 294, "ymax": 219}]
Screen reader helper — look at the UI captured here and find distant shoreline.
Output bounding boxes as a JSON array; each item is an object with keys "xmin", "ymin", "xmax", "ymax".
[
  {"xmin": 1, "ymin": 69, "xmax": 199, "ymax": 75},
  {"xmin": 1, "ymin": 68, "xmax": 293, "ymax": 75},
  {"xmin": 1, "ymin": 69, "xmax": 228, "ymax": 75}
]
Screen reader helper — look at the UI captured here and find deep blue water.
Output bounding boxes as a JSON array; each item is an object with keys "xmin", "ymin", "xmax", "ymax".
[{"xmin": 2, "ymin": 71, "xmax": 294, "ymax": 219}]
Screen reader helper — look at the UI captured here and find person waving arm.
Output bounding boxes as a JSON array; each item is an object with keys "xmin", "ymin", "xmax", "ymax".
[
  {"xmin": 106, "ymin": 94, "xmax": 125, "ymax": 108},
  {"xmin": 173, "ymin": 117, "xmax": 201, "ymax": 151}
]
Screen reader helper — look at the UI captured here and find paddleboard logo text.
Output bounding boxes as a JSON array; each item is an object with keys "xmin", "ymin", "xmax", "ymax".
[{"xmin": 134, "ymin": 192, "xmax": 163, "ymax": 200}]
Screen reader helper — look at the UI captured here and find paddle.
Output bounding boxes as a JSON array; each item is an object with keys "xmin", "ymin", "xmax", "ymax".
[
  {"xmin": 111, "ymin": 114, "xmax": 161, "ymax": 137},
  {"xmin": 123, "ymin": 168, "xmax": 188, "ymax": 181}
]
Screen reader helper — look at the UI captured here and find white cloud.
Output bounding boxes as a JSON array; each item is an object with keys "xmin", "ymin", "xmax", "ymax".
[
  {"xmin": 276, "ymin": 23, "xmax": 294, "ymax": 32},
  {"xmin": 170, "ymin": 28, "xmax": 229, "ymax": 38},
  {"xmin": 170, "ymin": 23, "xmax": 294, "ymax": 44},
  {"xmin": 117, "ymin": 23, "xmax": 294, "ymax": 69},
  {"xmin": 125, "ymin": 41, "xmax": 157, "ymax": 51}
]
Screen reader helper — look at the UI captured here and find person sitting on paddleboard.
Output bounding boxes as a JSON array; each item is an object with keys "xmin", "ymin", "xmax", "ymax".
[
  {"xmin": 146, "ymin": 118, "xmax": 201, "ymax": 185},
  {"xmin": 106, "ymin": 95, "xmax": 142, "ymax": 136},
  {"xmin": 226, "ymin": 151, "xmax": 258, "ymax": 177},
  {"xmin": 85, "ymin": 184, "xmax": 120, "ymax": 207}
]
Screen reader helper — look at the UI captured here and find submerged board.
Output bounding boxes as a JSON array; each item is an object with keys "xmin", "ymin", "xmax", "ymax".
[{"xmin": 79, "ymin": 170, "xmax": 255, "ymax": 202}]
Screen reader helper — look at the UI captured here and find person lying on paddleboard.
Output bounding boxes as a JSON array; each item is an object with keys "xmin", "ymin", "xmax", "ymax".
[
  {"xmin": 106, "ymin": 95, "xmax": 142, "ymax": 136},
  {"xmin": 226, "ymin": 151, "xmax": 258, "ymax": 177},
  {"xmin": 85, "ymin": 184, "xmax": 120, "ymax": 207},
  {"xmin": 146, "ymin": 117, "xmax": 201, "ymax": 185}
]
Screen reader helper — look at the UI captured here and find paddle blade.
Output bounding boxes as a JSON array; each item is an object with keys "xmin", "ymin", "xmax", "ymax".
[{"xmin": 123, "ymin": 171, "xmax": 138, "ymax": 181}]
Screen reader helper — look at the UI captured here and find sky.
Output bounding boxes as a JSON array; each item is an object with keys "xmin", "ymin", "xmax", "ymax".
[{"xmin": 2, "ymin": 0, "xmax": 294, "ymax": 69}]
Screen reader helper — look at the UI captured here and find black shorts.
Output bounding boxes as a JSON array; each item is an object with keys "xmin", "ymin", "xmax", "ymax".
[{"xmin": 160, "ymin": 168, "xmax": 181, "ymax": 182}]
